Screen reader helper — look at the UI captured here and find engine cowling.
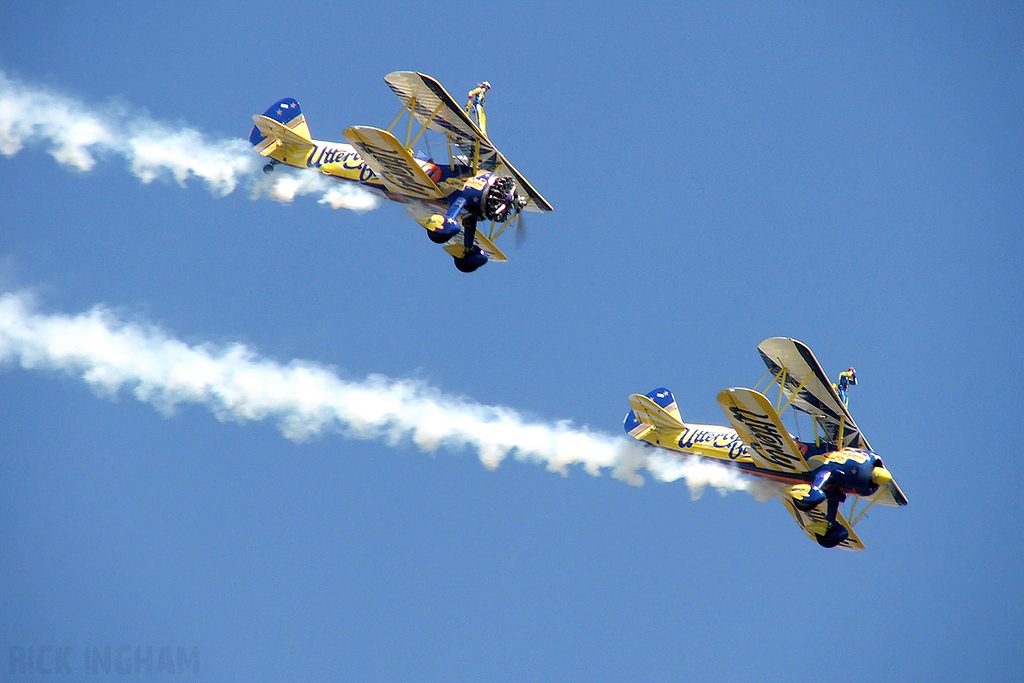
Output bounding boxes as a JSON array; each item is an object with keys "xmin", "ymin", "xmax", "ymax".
[
  {"xmin": 480, "ymin": 175, "xmax": 524, "ymax": 223},
  {"xmin": 790, "ymin": 450, "xmax": 890, "ymax": 507},
  {"xmin": 453, "ymin": 172, "xmax": 525, "ymax": 223}
]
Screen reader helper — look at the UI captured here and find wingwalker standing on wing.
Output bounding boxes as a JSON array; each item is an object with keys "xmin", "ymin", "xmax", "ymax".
[
  {"xmin": 250, "ymin": 72, "xmax": 551, "ymax": 273},
  {"xmin": 624, "ymin": 338, "xmax": 907, "ymax": 550},
  {"xmin": 466, "ymin": 81, "xmax": 490, "ymax": 136},
  {"xmin": 835, "ymin": 367, "xmax": 857, "ymax": 406}
]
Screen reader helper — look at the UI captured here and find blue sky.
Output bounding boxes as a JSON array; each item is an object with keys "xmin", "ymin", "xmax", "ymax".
[{"xmin": 2, "ymin": 2, "xmax": 1022, "ymax": 681}]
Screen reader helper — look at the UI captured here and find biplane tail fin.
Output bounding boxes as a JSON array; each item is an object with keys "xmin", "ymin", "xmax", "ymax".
[
  {"xmin": 250, "ymin": 97, "xmax": 314, "ymax": 158},
  {"xmin": 624, "ymin": 388, "xmax": 687, "ymax": 443}
]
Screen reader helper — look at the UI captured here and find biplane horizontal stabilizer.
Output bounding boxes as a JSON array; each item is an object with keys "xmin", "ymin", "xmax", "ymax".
[
  {"xmin": 628, "ymin": 393, "xmax": 686, "ymax": 431},
  {"xmin": 251, "ymin": 114, "xmax": 314, "ymax": 157},
  {"xmin": 622, "ymin": 393, "xmax": 688, "ymax": 450}
]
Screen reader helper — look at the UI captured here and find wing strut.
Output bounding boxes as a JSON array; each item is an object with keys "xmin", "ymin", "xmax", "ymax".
[
  {"xmin": 386, "ymin": 100, "xmax": 410, "ymax": 134},
  {"xmin": 757, "ymin": 366, "xmax": 816, "ymax": 417},
  {"xmin": 403, "ymin": 100, "xmax": 415, "ymax": 146},
  {"xmin": 763, "ymin": 359, "xmax": 839, "ymax": 449},
  {"xmin": 753, "ymin": 369, "xmax": 773, "ymax": 394},
  {"xmin": 849, "ymin": 491, "xmax": 884, "ymax": 527},
  {"xmin": 776, "ymin": 369, "xmax": 815, "ymax": 416},
  {"xmin": 408, "ymin": 101, "xmax": 445, "ymax": 149},
  {"xmin": 386, "ymin": 97, "xmax": 447, "ymax": 152},
  {"xmin": 489, "ymin": 215, "xmax": 513, "ymax": 241}
]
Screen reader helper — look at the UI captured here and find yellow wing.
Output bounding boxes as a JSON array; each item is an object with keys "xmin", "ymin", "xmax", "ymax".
[
  {"xmin": 758, "ymin": 337, "xmax": 908, "ymax": 507},
  {"xmin": 781, "ymin": 497, "xmax": 864, "ymax": 551},
  {"xmin": 383, "ymin": 71, "xmax": 553, "ymax": 213},
  {"xmin": 410, "ymin": 214, "xmax": 509, "ymax": 263},
  {"xmin": 757, "ymin": 337, "xmax": 870, "ymax": 450},
  {"xmin": 717, "ymin": 388, "xmax": 809, "ymax": 475},
  {"xmin": 342, "ymin": 126, "xmax": 444, "ymax": 201}
]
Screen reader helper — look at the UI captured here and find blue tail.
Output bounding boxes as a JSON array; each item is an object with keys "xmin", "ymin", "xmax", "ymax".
[
  {"xmin": 644, "ymin": 388, "xmax": 678, "ymax": 412},
  {"xmin": 623, "ymin": 387, "xmax": 681, "ymax": 435},
  {"xmin": 249, "ymin": 98, "xmax": 304, "ymax": 146}
]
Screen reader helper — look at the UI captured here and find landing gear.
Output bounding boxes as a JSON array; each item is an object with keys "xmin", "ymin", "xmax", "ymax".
[
  {"xmin": 427, "ymin": 229, "xmax": 455, "ymax": 244},
  {"xmin": 792, "ymin": 496, "xmax": 821, "ymax": 513},
  {"xmin": 453, "ymin": 246, "xmax": 488, "ymax": 273},
  {"xmin": 815, "ymin": 521, "xmax": 850, "ymax": 548},
  {"xmin": 452, "ymin": 214, "xmax": 487, "ymax": 273},
  {"xmin": 262, "ymin": 160, "xmax": 279, "ymax": 174},
  {"xmin": 814, "ymin": 490, "xmax": 849, "ymax": 547}
]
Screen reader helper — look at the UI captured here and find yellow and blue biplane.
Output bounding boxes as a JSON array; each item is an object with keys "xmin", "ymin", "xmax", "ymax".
[
  {"xmin": 249, "ymin": 71, "xmax": 552, "ymax": 272},
  {"xmin": 625, "ymin": 337, "xmax": 908, "ymax": 550}
]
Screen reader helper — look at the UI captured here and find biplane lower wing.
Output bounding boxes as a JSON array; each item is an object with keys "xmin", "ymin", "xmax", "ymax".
[
  {"xmin": 383, "ymin": 71, "xmax": 553, "ymax": 213},
  {"xmin": 781, "ymin": 497, "xmax": 864, "ymax": 551},
  {"xmin": 757, "ymin": 337, "xmax": 869, "ymax": 450},
  {"xmin": 342, "ymin": 126, "xmax": 444, "ymax": 201},
  {"xmin": 875, "ymin": 477, "xmax": 909, "ymax": 508},
  {"xmin": 442, "ymin": 231, "xmax": 507, "ymax": 263},
  {"xmin": 717, "ymin": 388, "xmax": 809, "ymax": 475},
  {"xmin": 412, "ymin": 215, "xmax": 509, "ymax": 263}
]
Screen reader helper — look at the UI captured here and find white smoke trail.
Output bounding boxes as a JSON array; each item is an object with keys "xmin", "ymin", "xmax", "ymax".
[
  {"xmin": 0, "ymin": 291, "xmax": 765, "ymax": 496},
  {"xmin": 0, "ymin": 71, "xmax": 378, "ymax": 211}
]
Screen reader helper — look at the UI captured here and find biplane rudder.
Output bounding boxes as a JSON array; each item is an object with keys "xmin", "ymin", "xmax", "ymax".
[
  {"xmin": 249, "ymin": 98, "xmax": 311, "ymax": 145},
  {"xmin": 643, "ymin": 388, "xmax": 683, "ymax": 423},
  {"xmin": 624, "ymin": 388, "xmax": 687, "ymax": 445}
]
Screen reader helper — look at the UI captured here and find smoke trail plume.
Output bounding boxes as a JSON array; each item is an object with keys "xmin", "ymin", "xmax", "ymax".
[
  {"xmin": 0, "ymin": 291, "xmax": 766, "ymax": 496},
  {"xmin": 0, "ymin": 71, "xmax": 378, "ymax": 211}
]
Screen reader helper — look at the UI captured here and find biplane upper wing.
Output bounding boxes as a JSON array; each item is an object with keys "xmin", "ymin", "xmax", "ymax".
[
  {"xmin": 342, "ymin": 126, "xmax": 444, "ymax": 201},
  {"xmin": 757, "ymin": 337, "xmax": 870, "ymax": 451},
  {"xmin": 384, "ymin": 71, "xmax": 497, "ymax": 163},
  {"xmin": 758, "ymin": 337, "xmax": 908, "ymax": 507},
  {"xmin": 383, "ymin": 71, "xmax": 553, "ymax": 213},
  {"xmin": 716, "ymin": 388, "xmax": 810, "ymax": 475},
  {"xmin": 781, "ymin": 497, "xmax": 864, "ymax": 551},
  {"xmin": 488, "ymin": 150, "xmax": 553, "ymax": 213}
]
